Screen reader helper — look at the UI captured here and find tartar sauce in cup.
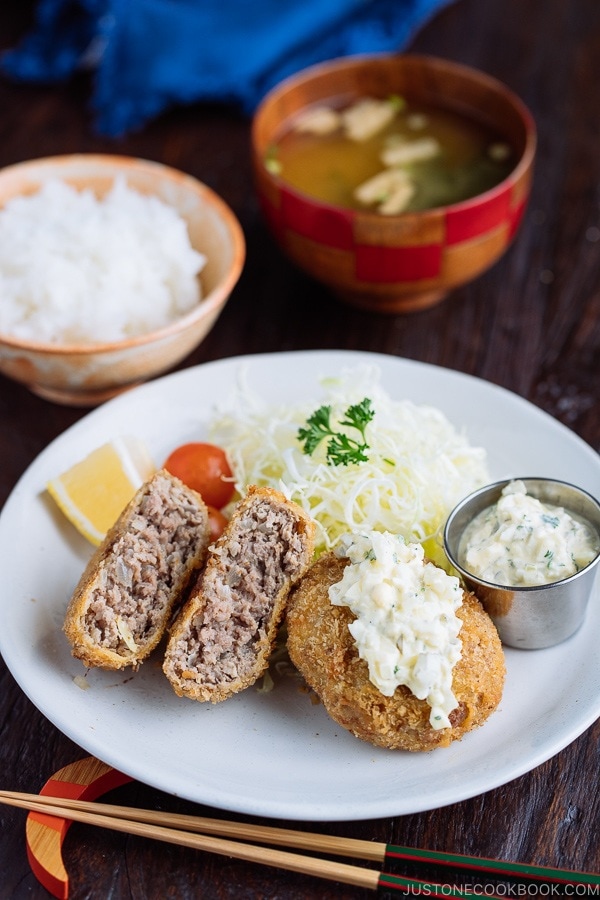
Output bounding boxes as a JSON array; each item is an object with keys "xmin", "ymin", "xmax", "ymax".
[
  {"xmin": 458, "ymin": 480, "xmax": 600, "ymax": 587},
  {"xmin": 444, "ymin": 477, "xmax": 600, "ymax": 648}
]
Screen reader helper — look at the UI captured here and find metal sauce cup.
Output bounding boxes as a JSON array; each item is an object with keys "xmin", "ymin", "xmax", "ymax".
[{"xmin": 444, "ymin": 478, "xmax": 600, "ymax": 649}]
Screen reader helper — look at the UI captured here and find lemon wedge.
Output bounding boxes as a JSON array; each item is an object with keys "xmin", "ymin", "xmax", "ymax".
[{"xmin": 47, "ymin": 436, "xmax": 156, "ymax": 545}]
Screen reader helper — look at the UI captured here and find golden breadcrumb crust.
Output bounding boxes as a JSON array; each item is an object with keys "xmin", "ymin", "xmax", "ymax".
[{"xmin": 286, "ymin": 552, "xmax": 505, "ymax": 751}]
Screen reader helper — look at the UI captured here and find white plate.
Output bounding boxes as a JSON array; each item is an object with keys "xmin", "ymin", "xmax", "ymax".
[{"xmin": 1, "ymin": 350, "xmax": 599, "ymax": 821}]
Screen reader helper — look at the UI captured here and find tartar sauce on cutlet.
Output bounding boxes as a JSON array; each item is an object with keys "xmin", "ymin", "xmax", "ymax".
[{"xmin": 329, "ymin": 531, "xmax": 463, "ymax": 730}]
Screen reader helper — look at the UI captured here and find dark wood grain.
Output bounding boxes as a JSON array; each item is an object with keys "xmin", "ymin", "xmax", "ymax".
[{"xmin": 0, "ymin": 0, "xmax": 598, "ymax": 897}]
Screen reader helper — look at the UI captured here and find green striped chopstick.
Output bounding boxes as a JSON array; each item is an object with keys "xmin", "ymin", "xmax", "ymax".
[
  {"xmin": 1, "ymin": 789, "xmax": 597, "ymax": 894},
  {"xmin": 384, "ymin": 843, "xmax": 600, "ymax": 886}
]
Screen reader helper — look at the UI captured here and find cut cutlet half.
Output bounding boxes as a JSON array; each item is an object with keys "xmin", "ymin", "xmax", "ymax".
[
  {"xmin": 63, "ymin": 469, "xmax": 211, "ymax": 670},
  {"xmin": 163, "ymin": 485, "xmax": 316, "ymax": 702}
]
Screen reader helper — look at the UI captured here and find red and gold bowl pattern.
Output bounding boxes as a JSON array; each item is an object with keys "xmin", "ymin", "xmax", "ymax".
[{"xmin": 252, "ymin": 55, "xmax": 536, "ymax": 313}]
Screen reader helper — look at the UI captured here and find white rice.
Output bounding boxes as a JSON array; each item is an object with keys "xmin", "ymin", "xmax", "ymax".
[{"xmin": 0, "ymin": 177, "xmax": 206, "ymax": 343}]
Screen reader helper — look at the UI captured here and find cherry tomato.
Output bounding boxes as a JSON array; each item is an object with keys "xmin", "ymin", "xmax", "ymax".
[
  {"xmin": 163, "ymin": 442, "xmax": 235, "ymax": 509},
  {"xmin": 206, "ymin": 506, "xmax": 228, "ymax": 542}
]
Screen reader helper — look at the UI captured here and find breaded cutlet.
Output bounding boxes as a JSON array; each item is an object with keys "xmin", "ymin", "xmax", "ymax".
[
  {"xmin": 163, "ymin": 486, "xmax": 315, "ymax": 702},
  {"xmin": 286, "ymin": 552, "xmax": 505, "ymax": 751},
  {"xmin": 64, "ymin": 469, "xmax": 211, "ymax": 670}
]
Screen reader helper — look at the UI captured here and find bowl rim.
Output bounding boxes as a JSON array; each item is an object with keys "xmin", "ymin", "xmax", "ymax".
[
  {"xmin": 251, "ymin": 51, "xmax": 537, "ymax": 222},
  {"xmin": 443, "ymin": 476, "xmax": 600, "ymax": 593},
  {"xmin": 0, "ymin": 153, "xmax": 246, "ymax": 355}
]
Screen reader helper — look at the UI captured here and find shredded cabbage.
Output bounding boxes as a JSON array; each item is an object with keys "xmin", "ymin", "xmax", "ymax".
[{"xmin": 209, "ymin": 365, "xmax": 489, "ymax": 561}]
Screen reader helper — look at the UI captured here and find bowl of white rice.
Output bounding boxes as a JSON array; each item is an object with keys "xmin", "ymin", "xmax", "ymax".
[{"xmin": 0, "ymin": 154, "xmax": 245, "ymax": 405}]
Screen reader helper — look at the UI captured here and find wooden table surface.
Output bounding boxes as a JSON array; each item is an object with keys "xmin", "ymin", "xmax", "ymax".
[{"xmin": 1, "ymin": 0, "xmax": 599, "ymax": 897}]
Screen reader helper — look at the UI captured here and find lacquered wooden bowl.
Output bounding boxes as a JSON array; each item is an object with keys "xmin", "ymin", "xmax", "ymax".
[
  {"xmin": 252, "ymin": 54, "xmax": 536, "ymax": 313},
  {"xmin": 0, "ymin": 155, "xmax": 245, "ymax": 405}
]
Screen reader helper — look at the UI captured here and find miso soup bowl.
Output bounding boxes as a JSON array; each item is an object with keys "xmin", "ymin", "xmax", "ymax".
[
  {"xmin": 252, "ymin": 54, "xmax": 536, "ymax": 314},
  {"xmin": 444, "ymin": 478, "xmax": 600, "ymax": 650},
  {"xmin": 0, "ymin": 154, "xmax": 245, "ymax": 406}
]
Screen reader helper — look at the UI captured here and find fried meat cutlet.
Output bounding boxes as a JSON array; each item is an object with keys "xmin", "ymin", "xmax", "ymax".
[
  {"xmin": 64, "ymin": 469, "xmax": 211, "ymax": 670},
  {"xmin": 286, "ymin": 552, "xmax": 505, "ymax": 751},
  {"xmin": 163, "ymin": 486, "xmax": 315, "ymax": 702}
]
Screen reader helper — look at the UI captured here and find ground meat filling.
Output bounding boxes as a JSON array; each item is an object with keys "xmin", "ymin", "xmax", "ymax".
[
  {"xmin": 84, "ymin": 475, "xmax": 205, "ymax": 653},
  {"xmin": 171, "ymin": 499, "xmax": 307, "ymax": 685}
]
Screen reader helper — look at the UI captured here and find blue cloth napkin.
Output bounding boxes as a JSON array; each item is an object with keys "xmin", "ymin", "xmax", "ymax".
[{"xmin": 1, "ymin": 0, "xmax": 452, "ymax": 137}]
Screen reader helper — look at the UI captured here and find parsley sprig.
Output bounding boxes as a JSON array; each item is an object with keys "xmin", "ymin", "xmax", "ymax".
[{"xmin": 297, "ymin": 397, "xmax": 375, "ymax": 466}]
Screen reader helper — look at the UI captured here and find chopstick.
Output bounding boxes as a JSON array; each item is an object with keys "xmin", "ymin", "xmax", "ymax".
[
  {"xmin": 2, "ymin": 791, "xmax": 476, "ymax": 897},
  {"xmin": 2, "ymin": 789, "xmax": 598, "ymax": 895}
]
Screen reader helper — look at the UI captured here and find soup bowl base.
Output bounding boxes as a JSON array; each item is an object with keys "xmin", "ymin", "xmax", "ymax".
[{"xmin": 336, "ymin": 286, "xmax": 447, "ymax": 314}]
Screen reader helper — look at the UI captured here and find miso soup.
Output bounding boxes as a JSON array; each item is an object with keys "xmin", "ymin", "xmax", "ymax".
[{"xmin": 265, "ymin": 95, "xmax": 516, "ymax": 215}]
